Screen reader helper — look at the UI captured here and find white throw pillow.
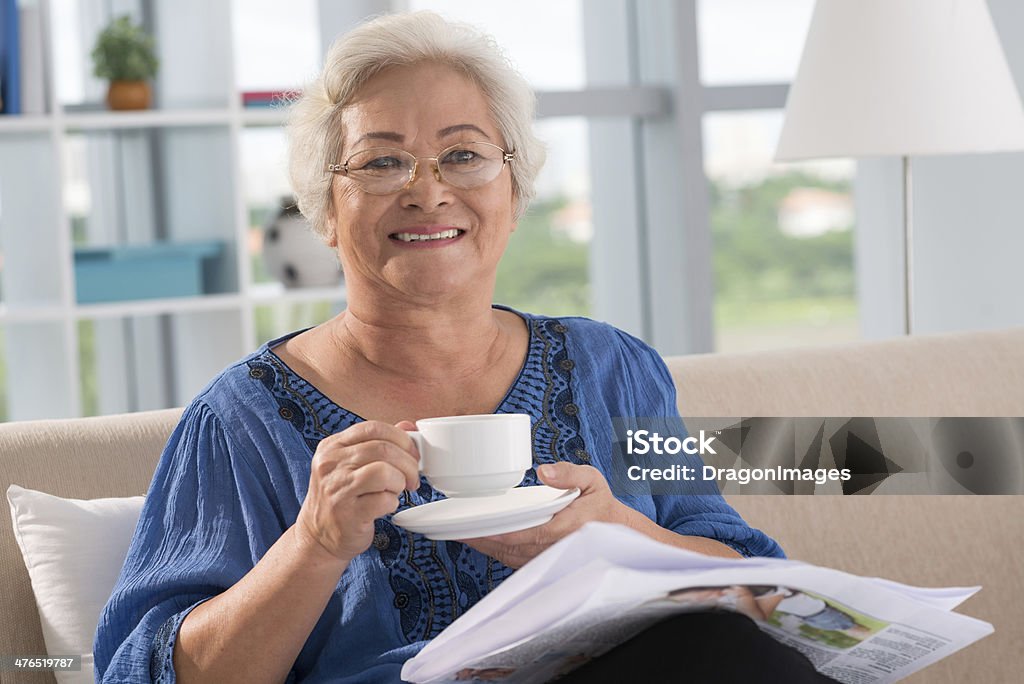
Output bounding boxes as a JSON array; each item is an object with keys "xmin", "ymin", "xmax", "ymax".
[{"xmin": 6, "ymin": 484, "xmax": 144, "ymax": 684}]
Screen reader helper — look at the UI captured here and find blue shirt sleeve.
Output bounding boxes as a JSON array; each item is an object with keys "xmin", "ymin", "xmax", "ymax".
[
  {"xmin": 624, "ymin": 330, "xmax": 785, "ymax": 558},
  {"xmin": 570, "ymin": 321, "xmax": 785, "ymax": 559},
  {"xmin": 93, "ymin": 399, "xmax": 286, "ymax": 682}
]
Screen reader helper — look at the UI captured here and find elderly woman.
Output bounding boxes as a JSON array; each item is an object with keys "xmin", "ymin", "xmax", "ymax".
[{"xmin": 94, "ymin": 11, "xmax": 830, "ymax": 684}]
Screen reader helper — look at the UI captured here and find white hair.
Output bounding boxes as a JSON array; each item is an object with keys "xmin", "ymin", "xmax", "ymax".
[{"xmin": 286, "ymin": 11, "xmax": 546, "ymax": 240}]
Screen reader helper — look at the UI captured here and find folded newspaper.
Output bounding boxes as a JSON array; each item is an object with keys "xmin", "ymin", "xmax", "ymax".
[{"xmin": 401, "ymin": 523, "xmax": 993, "ymax": 684}]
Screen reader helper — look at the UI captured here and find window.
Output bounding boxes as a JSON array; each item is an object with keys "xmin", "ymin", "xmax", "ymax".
[
  {"xmin": 406, "ymin": 0, "xmax": 586, "ymax": 89},
  {"xmin": 495, "ymin": 118, "xmax": 591, "ymax": 317},
  {"xmin": 232, "ymin": 0, "xmax": 320, "ymax": 93},
  {"xmin": 703, "ymin": 111, "xmax": 857, "ymax": 352},
  {"xmin": 696, "ymin": 0, "xmax": 815, "ymax": 86},
  {"xmin": 52, "ymin": 0, "xmax": 100, "ymax": 106}
]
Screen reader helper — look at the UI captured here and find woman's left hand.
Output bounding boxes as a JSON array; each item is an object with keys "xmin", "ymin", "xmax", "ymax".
[{"xmin": 460, "ymin": 462, "xmax": 638, "ymax": 568}]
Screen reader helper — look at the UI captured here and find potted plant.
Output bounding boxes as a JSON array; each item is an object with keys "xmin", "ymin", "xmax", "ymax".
[{"xmin": 91, "ymin": 15, "xmax": 159, "ymax": 111}]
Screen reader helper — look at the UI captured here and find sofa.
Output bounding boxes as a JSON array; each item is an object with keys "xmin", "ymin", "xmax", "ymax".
[{"xmin": 3, "ymin": 327, "xmax": 1023, "ymax": 683}]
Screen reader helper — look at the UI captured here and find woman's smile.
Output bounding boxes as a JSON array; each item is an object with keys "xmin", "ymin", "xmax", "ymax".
[{"xmin": 388, "ymin": 225, "xmax": 467, "ymax": 248}]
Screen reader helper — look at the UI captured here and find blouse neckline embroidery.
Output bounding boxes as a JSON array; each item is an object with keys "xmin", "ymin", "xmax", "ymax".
[{"xmin": 261, "ymin": 305, "xmax": 537, "ymax": 426}]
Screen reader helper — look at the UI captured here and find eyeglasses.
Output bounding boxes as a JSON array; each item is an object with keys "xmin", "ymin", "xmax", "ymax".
[{"xmin": 327, "ymin": 141, "xmax": 514, "ymax": 195}]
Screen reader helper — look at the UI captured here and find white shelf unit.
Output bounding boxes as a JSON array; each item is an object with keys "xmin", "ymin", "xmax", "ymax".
[{"xmin": 0, "ymin": 0, "xmax": 345, "ymax": 421}]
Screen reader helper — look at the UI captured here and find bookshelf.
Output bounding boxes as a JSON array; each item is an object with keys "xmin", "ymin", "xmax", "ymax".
[{"xmin": 0, "ymin": 0, "xmax": 346, "ymax": 421}]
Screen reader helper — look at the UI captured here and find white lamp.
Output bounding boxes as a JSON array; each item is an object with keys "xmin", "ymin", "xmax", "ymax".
[{"xmin": 775, "ymin": 0, "xmax": 1024, "ymax": 334}]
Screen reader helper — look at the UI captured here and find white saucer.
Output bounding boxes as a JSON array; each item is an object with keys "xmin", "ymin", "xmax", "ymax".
[{"xmin": 391, "ymin": 485, "xmax": 580, "ymax": 540}]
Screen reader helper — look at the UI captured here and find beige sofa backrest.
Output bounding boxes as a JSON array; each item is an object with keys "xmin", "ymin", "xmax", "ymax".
[
  {"xmin": 668, "ymin": 326, "xmax": 1024, "ymax": 416},
  {"xmin": 2, "ymin": 327, "xmax": 1022, "ymax": 683}
]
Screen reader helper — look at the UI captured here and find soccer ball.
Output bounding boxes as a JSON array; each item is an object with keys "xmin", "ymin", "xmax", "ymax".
[{"xmin": 262, "ymin": 200, "xmax": 343, "ymax": 289}]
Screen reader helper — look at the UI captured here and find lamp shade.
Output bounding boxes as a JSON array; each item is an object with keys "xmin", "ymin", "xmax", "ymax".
[{"xmin": 775, "ymin": 0, "xmax": 1024, "ymax": 161}]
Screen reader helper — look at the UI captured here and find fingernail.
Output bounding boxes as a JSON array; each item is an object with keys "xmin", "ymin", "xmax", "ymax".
[{"xmin": 538, "ymin": 464, "xmax": 554, "ymax": 479}]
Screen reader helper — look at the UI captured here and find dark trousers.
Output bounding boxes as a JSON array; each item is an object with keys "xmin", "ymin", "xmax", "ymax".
[{"xmin": 559, "ymin": 611, "xmax": 837, "ymax": 683}]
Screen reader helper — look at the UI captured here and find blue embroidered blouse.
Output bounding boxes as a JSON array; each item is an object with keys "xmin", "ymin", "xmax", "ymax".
[{"xmin": 94, "ymin": 309, "xmax": 784, "ymax": 683}]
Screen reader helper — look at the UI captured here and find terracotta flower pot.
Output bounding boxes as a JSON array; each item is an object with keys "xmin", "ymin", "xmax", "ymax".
[{"xmin": 106, "ymin": 81, "xmax": 152, "ymax": 111}]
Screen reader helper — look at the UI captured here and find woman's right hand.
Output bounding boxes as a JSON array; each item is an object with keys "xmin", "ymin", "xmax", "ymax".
[{"xmin": 294, "ymin": 420, "xmax": 420, "ymax": 563}]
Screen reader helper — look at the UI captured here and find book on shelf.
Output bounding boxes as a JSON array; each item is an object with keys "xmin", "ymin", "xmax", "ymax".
[
  {"xmin": 0, "ymin": 0, "xmax": 21, "ymax": 115},
  {"xmin": 241, "ymin": 89, "xmax": 300, "ymax": 108},
  {"xmin": 18, "ymin": 0, "xmax": 45, "ymax": 115},
  {"xmin": 402, "ymin": 523, "xmax": 993, "ymax": 684},
  {"xmin": 0, "ymin": 0, "xmax": 46, "ymax": 116}
]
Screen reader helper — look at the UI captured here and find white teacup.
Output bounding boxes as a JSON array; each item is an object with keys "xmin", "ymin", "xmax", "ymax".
[{"xmin": 407, "ymin": 414, "xmax": 532, "ymax": 497}]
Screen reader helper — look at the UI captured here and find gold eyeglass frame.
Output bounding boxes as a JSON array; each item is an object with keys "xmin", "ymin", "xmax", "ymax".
[{"xmin": 326, "ymin": 141, "xmax": 515, "ymax": 195}]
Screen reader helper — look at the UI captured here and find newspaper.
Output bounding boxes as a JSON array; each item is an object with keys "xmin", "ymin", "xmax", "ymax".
[{"xmin": 401, "ymin": 523, "xmax": 993, "ymax": 684}]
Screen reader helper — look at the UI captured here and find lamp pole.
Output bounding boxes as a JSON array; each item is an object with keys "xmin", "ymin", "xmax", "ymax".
[{"xmin": 902, "ymin": 155, "xmax": 914, "ymax": 335}]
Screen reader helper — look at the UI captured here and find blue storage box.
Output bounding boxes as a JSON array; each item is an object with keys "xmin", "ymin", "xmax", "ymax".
[{"xmin": 74, "ymin": 241, "xmax": 225, "ymax": 304}]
